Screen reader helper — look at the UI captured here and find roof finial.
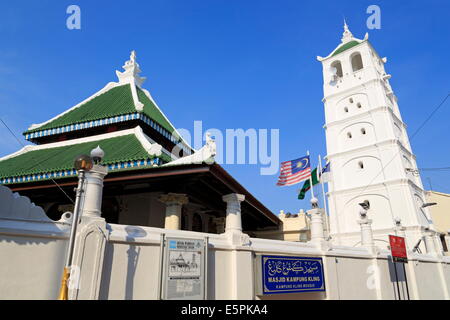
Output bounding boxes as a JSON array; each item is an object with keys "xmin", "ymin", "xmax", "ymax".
[
  {"xmin": 341, "ymin": 18, "xmax": 354, "ymax": 43},
  {"xmin": 344, "ymin": 17, "xmax": 348, "ymax": 29},
  {"xmin": 116, "ymin": 50, "xmax": 146, "ymax": 88},
  {"xmin": 130, "ymin": 50, "xmax": 136, "ymax": 64},
  {"xmin": 115, "ymin": 50, "xmax": 146, "ymax": 111}
]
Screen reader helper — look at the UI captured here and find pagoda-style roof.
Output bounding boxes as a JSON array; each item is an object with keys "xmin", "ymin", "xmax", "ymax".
[
  {"xmin": 24, "ymin": 84, "xmax": 177, "ymax": 141},
  {"xmin": 23, "ymin": 51, "xmax": 191, "ymax": 156},
  {"xmin": 0, "ymin": 50, "xmax": 280, "ymax": 231},
  {"xmin": 0, "ymin": 127, "xmax": 171, "ymax": 185}
]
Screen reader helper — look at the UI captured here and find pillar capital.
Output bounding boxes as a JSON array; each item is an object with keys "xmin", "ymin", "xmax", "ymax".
[
  {"xmin": 222, "ymin": 193, "xmax": 245, "ymax": 203},
  {"xmin": 159, "ymin": 193, "xmax": 188, "ymax": 230},
  {"xmin": 158, "ymin": 193, "xmax": 189, "ymax": 206},
  {"xmin": 222, "ymin": 193, "xmax": 245, "ymax": 233},
  {"xmin": 88, "ymin": 164, "xmax": 108, "ymax": 176},
  {"xmin": 358, "ymin": 218, "xmax": 373, "ymax": 226}
]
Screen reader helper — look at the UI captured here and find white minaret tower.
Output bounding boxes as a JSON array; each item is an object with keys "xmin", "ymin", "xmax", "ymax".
[{"xmin": 317, "ymin": 22, "xmax": 435, "ymax": 250}]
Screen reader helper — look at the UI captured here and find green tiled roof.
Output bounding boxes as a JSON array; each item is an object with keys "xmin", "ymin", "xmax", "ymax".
[
  {"xmin": 0, "ymin": 134, "xmax": 171, "ymax": 182},
  {"xmin": 331, "ymin": 40, "xmax": 360, "ymax": 57},
  {"xmin": 137, "ymin": 87, "xmax": 179, "ymax": 138},
  {"xmin": 24, "ymin": 84, "xmax": 176, "ymax": 135}
]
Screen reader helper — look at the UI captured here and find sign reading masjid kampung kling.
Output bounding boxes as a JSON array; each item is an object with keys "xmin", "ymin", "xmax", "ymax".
[{"xmin": 261, "ymin": 255, "xmax": 325, "ymax": 294}]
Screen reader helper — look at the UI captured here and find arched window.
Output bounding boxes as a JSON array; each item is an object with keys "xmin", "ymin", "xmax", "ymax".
[
  {"xmin": 358, "ymin": 161, "xmax": 364, "ymax": 169},
  {"xmin": 344, "ymin": 107, "xmax": 349, "ymax": 113},
  {"xmin": 181, "ymin": 210, "xmax": 188, "ymax": 230},
  {"xmin": 192, "ymin": 213, "xmax": 203, "ymax": 232},
  {"xmin": 351, "ymin": 53, "xmax": 364, "ymax": 72},
  {"xmin": 357, "ymin": 102, "xmax": 362, "ymax": 109},
  {"xmin": 208, "ymin": 217, "xmax": 217, "ymax": 234},
  {"xmin": 347, "ymin": 132, "xmax": 352, "ymax": 139},
  {"xmin": 331, "ymin": 61, "xmax": 343, "ymax": 78},
  {"xmin": 361, "ymin": 128, "xmax": 366, "ymax": 135}
]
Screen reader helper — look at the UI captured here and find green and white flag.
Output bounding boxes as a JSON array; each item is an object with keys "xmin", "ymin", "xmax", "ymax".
[{"xmin": 297, "ymin": 167, "xmax": 319, "ymax": 200}]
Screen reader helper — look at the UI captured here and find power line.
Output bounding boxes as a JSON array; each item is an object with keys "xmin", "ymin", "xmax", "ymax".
[
  {"xmin": 330, "ymin": 92, "xmax": 450, "ymax": 229},
  {"xmin": 409, "ymin": 93, "xmax": 450, "ymax": 140},
  {"xmin": 418, "ymin": 167, "xmax": 450, "ymax": 171},
  {"xmin": 357, "ymin": 93, "xmax": 450, "ymax": 195},
  {"xmin": 0, "ymin": 118, "xmax": 75, "ymax": 204}
]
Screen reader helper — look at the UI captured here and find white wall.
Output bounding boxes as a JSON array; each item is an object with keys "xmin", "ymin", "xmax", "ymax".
[{"xmin": 1, "ymin": 218, "xmax": 449, "ymax": 300}]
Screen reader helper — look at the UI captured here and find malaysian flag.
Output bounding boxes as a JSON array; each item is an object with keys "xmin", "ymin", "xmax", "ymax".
[{"xmin": 276, "ymin": 155, "xmax": 311, "ymax": 186}]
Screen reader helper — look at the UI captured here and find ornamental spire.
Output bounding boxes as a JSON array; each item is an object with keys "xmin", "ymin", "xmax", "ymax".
[
  {"xmin": 115, "ymin": 50, "xmax": 145, "ymax": 111},
  {"xmin": 116, "ymin": 50, "xmax": 146, "ymax": 88},
  {"xmin": 341, "ymin": 19, "xmax": 354, "ymax": 43}
]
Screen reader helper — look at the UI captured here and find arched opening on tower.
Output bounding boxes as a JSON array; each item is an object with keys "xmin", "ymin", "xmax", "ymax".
[
  {"xmin": 351, "ymin": 53, "xmax": 364, "ymax": 72},
  {"xmin": 331, "ymin": 60, "xmax": 343, "ymax": 78}
]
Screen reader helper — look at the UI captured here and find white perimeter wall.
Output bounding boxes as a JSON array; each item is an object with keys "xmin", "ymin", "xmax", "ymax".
[{"xmin": 1, "ymin": 220, "xmax": 450, "ymax": 300}]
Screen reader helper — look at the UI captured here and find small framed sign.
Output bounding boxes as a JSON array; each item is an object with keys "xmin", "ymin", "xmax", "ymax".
[{"xmin": 161, "ymin": 237, "xmax": 207, "ymax": 300}]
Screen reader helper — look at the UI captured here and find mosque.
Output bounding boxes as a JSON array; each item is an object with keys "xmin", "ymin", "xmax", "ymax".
[{"xmin": 0, "ymin": 23, "xmax": 449, "ymax": 300}]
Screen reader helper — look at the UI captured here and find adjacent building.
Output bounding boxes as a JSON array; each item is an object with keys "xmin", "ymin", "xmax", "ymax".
[{"xmin": 426, "ymin": 190, "xmax": 450, "ymax": 253}]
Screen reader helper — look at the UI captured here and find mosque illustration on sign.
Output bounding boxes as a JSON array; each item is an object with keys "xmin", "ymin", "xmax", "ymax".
[{"xmin": 169, "ymin": 252, "xmax": 200, "ymax": 277}]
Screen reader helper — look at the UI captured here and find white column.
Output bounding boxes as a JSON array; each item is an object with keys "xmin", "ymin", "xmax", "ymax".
[
  {"xmin": 158, "ymin": 193, "xmax": 188, "ymax": 230},
  {"xmin": 222, "ymin": 193, "xmax": 245, "ymax": 233},
  {"xmin": 81, "ymin": 165, "xmax": 108, "ymax": 220},
  {"xmin": 358, "ymin": 214, "xmax": 376, "ymax": 252},
  {"xmin": 424, "ymin": 230, "xmax": 438, "ymax": 255},
  {"xmin": 308, "ymin": 208, "xmax": 325, "ymax": 242}
]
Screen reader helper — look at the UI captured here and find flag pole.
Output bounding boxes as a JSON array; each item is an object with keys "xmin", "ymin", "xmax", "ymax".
[
  {"xmin": 307, "ymin": 150, "xmax": 315, "ymax": 200},
  {"xmin": 58, "ymin": 169, "xmax": 85, "ymax": 300},
  {"xmin": 318, "ymin": 154, "xmax": 330, "ymax": 236}
]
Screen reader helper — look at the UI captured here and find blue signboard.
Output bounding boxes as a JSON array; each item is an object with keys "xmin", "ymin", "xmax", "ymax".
[{"xmin": 261, "ymin": 255, "xmax": 325, "ymax": 294}]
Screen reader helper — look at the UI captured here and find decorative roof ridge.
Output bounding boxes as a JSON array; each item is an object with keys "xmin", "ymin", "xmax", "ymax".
[
  {"xmin": 27, "ymin": 81, "xmax": 122, "ymax": 132},
  {"xmin": 116, "ymin": 50, "xmax": 145, "ymax": 112},
  {"xmin": 139, "ymin": 87, "xmax": 193, "ymax": 151},
  {"xmin": 164, "ymin": 132, "xmax": 216, "ymax": 166},
  {"xmin": 1, "ymin": 127, "xmax": 140, "ymax": 163},
  {"xmin": 132, "ymin": 126, "xmax": 174, "ymax": 159},
  {"xmin": 317, "ymin": 22, "xmax": 369, "ymax": 62}
]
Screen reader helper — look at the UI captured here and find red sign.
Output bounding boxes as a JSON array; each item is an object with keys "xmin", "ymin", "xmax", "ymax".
[{"xmin": 389, "ymin": 235, "xmax": 408, "ymax": 263}]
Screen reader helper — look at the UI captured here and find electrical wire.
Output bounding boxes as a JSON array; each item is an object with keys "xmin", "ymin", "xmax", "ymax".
[
  {"xmin": 329, "ymin": 92, "xmax": 450, "ymax": 236},
  {"xmin": 0, "ymin": 118, "xmax": 75, "ymax": 204}
]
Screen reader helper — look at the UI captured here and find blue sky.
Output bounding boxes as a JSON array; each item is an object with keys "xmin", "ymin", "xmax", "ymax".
[{"xmin": 1, "ymin": 0, "xmax": 449, "ymax": 215}]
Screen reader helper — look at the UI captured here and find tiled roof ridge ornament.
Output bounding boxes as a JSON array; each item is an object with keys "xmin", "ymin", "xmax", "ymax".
[
  {"xmin": 205, "ymin": 132, "xmax": 217, "ymax": 157},
  {"xmin": 163, "ymin": 132, "xmax": 216, "ymax": 166},
  {"xmin": 116, "ymin": 50, "xmax": 146, "ymax": 111}
]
